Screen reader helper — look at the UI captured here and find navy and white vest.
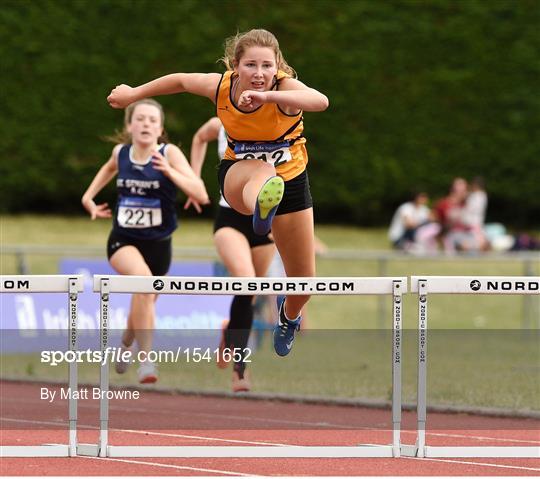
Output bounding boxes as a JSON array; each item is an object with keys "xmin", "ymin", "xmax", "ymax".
[{"xmin": 113, "ymin": 143, "xmax": 177, "ymax": 240}]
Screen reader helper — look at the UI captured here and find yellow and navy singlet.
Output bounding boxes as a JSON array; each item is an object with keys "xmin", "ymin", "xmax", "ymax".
[
  {"xmin": 113, "ymin": 143, "xmax": 178, "ymax": 240},
  {"xmin": 215, "ymin": 70, "xmax": 308, "ymax": 181}
]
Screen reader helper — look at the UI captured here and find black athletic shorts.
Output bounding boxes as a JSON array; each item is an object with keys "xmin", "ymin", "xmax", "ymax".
[
  {"xmin": 213, "ymin": 206, "xmax": 273, "ymax": 248},
  {"xmin": 218, "ymin": 160, "xmax": 313, "ymax": 215},
  {"xmin": 107, "ymin": 230, "xmax": 172, "ymax": 276}
]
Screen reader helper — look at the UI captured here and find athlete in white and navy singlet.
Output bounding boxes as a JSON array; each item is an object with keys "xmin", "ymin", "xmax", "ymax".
[
  {"xmin": 84, "ymin": 98, "xmax": 210, "ymax": 385},
  {"xmin": 202, "ymin": 122, "xmax": 274, "ymax": 392},
  {"xmin": 114, "ymin": 143, "xmax": 178, "ymax": 240}
]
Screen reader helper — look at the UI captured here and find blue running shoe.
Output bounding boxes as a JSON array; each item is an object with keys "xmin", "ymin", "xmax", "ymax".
[
  {"xmin": 253, "ymin": 176, "xmax": 284, "ymax": 236},
  {"xmin": 273, "ymin": 299, "xmax": 302, "ymax": 357}
]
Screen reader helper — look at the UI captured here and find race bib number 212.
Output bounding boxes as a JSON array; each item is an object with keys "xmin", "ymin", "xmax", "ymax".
[{"xmin": 234, "ymin": 141, "xmax": 291, "ymax": 167}]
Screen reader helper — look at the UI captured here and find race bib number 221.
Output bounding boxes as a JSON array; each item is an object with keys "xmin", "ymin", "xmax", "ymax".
[{"xmin": 117, "ymin": 197, "xmax": 162, "ymax": 228}]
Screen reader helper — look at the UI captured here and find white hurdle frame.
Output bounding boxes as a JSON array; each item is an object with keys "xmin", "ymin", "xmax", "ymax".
[
  {"xmin": 93, "ymin": 275, "xmax": 407, "ymax": 458},
  {"xmin": 0, "ymin": 275, "xmax": 83, "ymax": 457},
  {"xmin": 405, "ymin": 276, "xmax": 540, "ymax": 459}
]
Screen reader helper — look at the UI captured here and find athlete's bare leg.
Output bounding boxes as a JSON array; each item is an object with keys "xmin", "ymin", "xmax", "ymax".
[
  {"xmin": 251, "ymin": 243, "xmax": 276, "ymax": 278},
  {"xmin": 214, "ymin": 228, "xmax": 256, "ymax": 277},
  {"xmin": 272, "ymin": 208, "xmax": 315, "ymax": 318},
  {"xmin": 109, "ymin": 246, "xmax": 156, "ymax": 353}
]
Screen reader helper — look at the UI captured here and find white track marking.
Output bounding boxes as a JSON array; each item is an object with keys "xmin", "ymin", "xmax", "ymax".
[
  {"xmin": 421, "ymin": 430, "xmax": 540, "ymax": 444},
  {"xmin": 117, "ymin": 428, "xmax": 290, "ymax": 447},
  {"xmin": 3, "ymin": 417, "xmax": 539, "ymax": 472},
  {"xmin": 81, "ymin": 455, "xmax": 262, "ymax": 476},
  {"xmin": 4, "ymin": 396, "xmax": 539, "ymax": 443},
  {"xmin": 3, "ymin": 415, "xmax": 538, "ymax": 446},
  {"xmin": 1, "ymin": 418, "xmax": 290, "ymax": 446}
]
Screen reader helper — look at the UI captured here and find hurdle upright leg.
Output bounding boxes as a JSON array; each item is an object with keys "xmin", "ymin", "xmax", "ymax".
[
  {"xmin": 416, "ymin": 279, "xmax": 428, "ymax": 458},
  {"xmin": 0, "ymin": 275, "xmax": 83, "ymax": 457},
  {"xmin": 408, "ymin": 275, "xmax": 540, "ymax": 459},
  {"xmin": 68, "ymin": 278, "xmax": 79, "ymax": 457},
  {"xmin": 391, "ymin": 280, "xmax": 403, "ymax": 457},
  {"xmin": 99, "ymin": 277, "xmax": 110, "ymax": 458}
]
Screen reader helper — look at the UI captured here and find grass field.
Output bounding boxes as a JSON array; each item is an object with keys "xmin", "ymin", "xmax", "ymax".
[
  {"xmin": 2, "ymin": 329, "xmax": 538, "ymax": 411},
  {"xmin": 1, "ymin": 214, "xmax": 538, "ymax": 330},
  {"xmin": 1, "ymin": 214, "xmax": 539, "ymax": 411}
]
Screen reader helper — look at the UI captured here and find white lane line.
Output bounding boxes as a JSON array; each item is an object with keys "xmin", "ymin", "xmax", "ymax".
[
  {"xmin": 5, "ymin": 396, "xmax": 539, "ymax": 441},
  {"xmin": 1, "ymin": 418, "xmax": 290, "ymax": 446},
  {"xmin": 403, "ymin": 456, "xmax": 540, "ymax": 472},
  {"xmin": 0, "ymin": 397, "xmax": 375, "ymax": 429},
  {"xmin": 426, "ymin": 430, "xmax": 540, "ymax": 444},
  {"xmin": 401, "ymin": 428, "xmax": 540, "ymax": 445},
  {"xmin": 3, "ymin": 416, "xmax": 539, "ymax": 448},
  {"xmin": 117, "ymin": 428, "xmax": 291, "ymax": 447},
  {"xmin": 1, "ymin": 417, "xmax": 95, "ymax": 429},
  {"xmin": 81, "ymin": 455, "xmax": 264, "ymax": 476}
]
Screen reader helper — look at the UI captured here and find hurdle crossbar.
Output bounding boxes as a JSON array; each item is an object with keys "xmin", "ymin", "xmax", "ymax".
[
  {"xmin": 93, "ymin": 275, "xmax": 407, "ymax": 458},
  {"xmin": 0, "ymin": 275, "xmax": 83, "ymax": 458},
  {"xmin": 403, "ymin": 276, "xmax": 540, "ymax": 459},
  {"xmin": 92, "ymin": 275, "xmax": 402, "ymax": 295}
]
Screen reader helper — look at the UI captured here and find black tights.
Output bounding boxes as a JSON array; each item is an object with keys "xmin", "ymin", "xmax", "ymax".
[{"xmin": 225, "ymin": 295, "xmax": 253, "ymax": 373}]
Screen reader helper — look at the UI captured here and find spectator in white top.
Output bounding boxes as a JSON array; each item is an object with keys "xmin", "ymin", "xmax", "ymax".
[
  {"xmin": 454, "ymin": 176, "xmax": 489, "ymax": 252},
  {"xmin": 463, "ymin": 176, "xmax": 487, "ymax": 228},
  {"xmin": 388, "ymin": 191, "xmax": 439, "ymax": 253}
]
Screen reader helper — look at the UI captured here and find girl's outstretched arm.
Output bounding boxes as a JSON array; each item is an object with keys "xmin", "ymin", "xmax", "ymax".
[
  {"xmin": 81, "ymin": 145, "xmax": 121, "ymax": 220},
  {"xmin": 190, "ymin": 117, "xmax": 222, "ymax": 177},
  {"xmin": 107, "ymin": 73, "xmax": 222, "ymax": 109},
  {"xmin": 151, "ymin": 145, "xmax": 210, "ymax": 206},
  {"xmin": 184, "ymin": 117, "xmax": 222, "ymax": 212}
]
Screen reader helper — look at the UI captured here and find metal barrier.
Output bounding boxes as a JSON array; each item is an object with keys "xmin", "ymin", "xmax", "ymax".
[
  {"xmin": 404, "ymin": 276, "xmax": 540, "ymax": 459},
  {"xmin": 0, "ymin": 275, "xmax": 83, "ymax": 457},
  {"xmin": 3, "ymin": 244, "xmax": 538, "ymax": 330},
  {"xmin": 90, "ymin": 275, "xmax": 407, "ymax": 458},
  {"xmin": 2, "ymin": 273, "xmax": 538, "ymax": 458}
]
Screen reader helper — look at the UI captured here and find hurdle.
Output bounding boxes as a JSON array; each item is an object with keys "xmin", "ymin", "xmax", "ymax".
[
  {"xmin": 403, "ymin": 276, "xmax": 540, "ymax": 459},
  {"xmin": 0, "ymin": 275, "xmax": 83, "ymax": 457},
  {"xmin": 92, "ymin": 275, "xmax": 407, "ymax": 458}
]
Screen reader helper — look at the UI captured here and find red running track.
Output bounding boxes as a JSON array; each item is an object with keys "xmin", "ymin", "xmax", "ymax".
[{"xmin": 1, "ymin": 381, "xmax": 539, "ymax": 476}]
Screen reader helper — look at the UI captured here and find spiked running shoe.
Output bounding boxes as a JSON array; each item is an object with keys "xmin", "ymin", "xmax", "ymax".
[
  {"xmin": 253, "ymin": 176, "xmax": 284, "ymax": 236},
  {"xmin": 232, "ymin": 368, "xmax": 251, "ymax": 393},
  {"xmin": 137, "ymin": 360, "xmax": 158, "ymax": 384},
  {"xmin": 216, "ymin": 318, "xmax": 230, "ymax": 369},
  {"xmin": 273, "ymin": 299, "xmax": 302, "ymax": 357}
]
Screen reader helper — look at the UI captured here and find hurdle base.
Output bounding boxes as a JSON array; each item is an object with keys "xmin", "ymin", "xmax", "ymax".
[
  {"xmin": 400, "ymin": 444, "xmax": 418, "ymax": 457},
  {"xmin": 0, "ymin": 445, "xmax": 70, "ymax": 457},
  {"xmin": 77, "ymin": 443, "xmax": 100, "ymax": 457},
  {"xmin": 106, "ymin": 445, "xmax": 396, "ymax": 458}
]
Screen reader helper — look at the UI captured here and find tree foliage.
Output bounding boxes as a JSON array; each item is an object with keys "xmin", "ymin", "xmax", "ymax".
[{"xmin": 1, "ymin": 0, "xmax": 538, "ymax": 226}]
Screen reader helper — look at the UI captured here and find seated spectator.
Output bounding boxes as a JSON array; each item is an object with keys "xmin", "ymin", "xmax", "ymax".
[
  {"xmin": 463, "ymin": 176, "xmax": 488, "ymax": 228},
  {"xmin": 446, "ymin": 177, "xmax": 489, "ymax": 253},
  {"xmin": 388, "ymin": 191, "xmax": 440, "ymax": 253},
  {"xmin": 456, "ymin": 176, "xmax": 489, "ymax": 252},
  {"xmin": 484, "ymin": 223, "xmax": 540, "ymax": 252},
  {"xmin": 434, "ymin": 177, "xmax": 469, "ymax": 253}
]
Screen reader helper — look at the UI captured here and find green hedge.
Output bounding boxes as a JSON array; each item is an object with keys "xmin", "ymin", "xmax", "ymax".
[{"xmin": 1, "ymin": 0, "xmax": 538, "ymax": 226}]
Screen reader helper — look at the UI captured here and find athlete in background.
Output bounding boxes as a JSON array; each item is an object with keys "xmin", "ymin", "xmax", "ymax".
[
  {"xmin": 187, "ymin": 116, "xmax": 275, "ymax": 392},
  {"xmin": 82, "ymin": 99, "xmax": 209, "ymax": 383}
]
